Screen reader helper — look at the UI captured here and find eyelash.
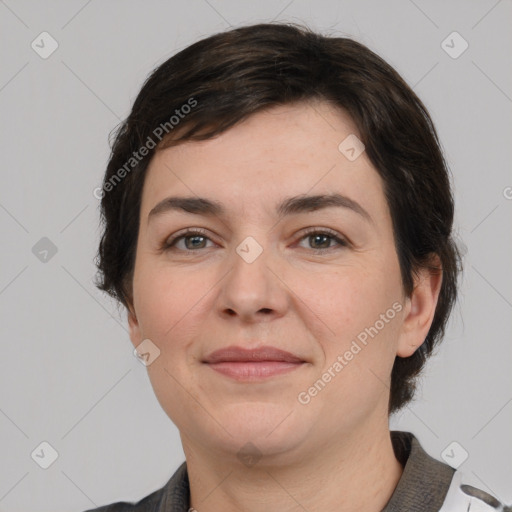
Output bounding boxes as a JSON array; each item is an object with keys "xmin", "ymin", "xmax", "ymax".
[{"xmin": 161, "ymin": 227, "xmax": 348, "ymax": 255}]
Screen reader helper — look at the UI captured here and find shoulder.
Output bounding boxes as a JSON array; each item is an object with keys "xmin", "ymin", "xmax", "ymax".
[
  {"xmin": 388, "ymin": 431, "xmax": 509, "ymax": 511},
  {"xmin": 82, "ymin": 486, "xmax": 163, "ymax": 512}
]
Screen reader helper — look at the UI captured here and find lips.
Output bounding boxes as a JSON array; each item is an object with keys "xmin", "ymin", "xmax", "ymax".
[
  {"xmin": 203, "ymin": 346, "xmax": 304, "ymax": 364},
  {"xmin": 203, "ymin": 346, "xmax": 306, "ymax": 381}
]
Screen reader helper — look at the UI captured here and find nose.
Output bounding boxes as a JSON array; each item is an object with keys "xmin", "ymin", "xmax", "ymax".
[{"xmin": 216, "ymin": 236, "xmax": 289, "ymax": 324}]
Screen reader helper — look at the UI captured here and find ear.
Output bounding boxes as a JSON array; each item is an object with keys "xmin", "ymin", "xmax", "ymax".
[
  {"xmin": 396, "ymin": 255, "xmax": 443, "ymax": 358},
  {"xmin": 127, "ymin": 302, "xmax": 142, "ymax": 349}
]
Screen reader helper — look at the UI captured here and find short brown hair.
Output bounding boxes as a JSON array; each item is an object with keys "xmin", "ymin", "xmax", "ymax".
[{"xmin": 94, "ymin": 22, "xmax": 464, "ymax": 414}]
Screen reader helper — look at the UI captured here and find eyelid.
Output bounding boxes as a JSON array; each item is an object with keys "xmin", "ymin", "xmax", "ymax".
[
  {"xmin": 161, "ymin": 226, "xmax": 349, "ymax": 253},
  {"xmin": 295, "ymin": 226, "xmax": 349, "ymax": 250},
  {"xmin": 299, "ymin": 226, "xmax": 344, "ymax": 238},
  {"xmin": 162, "ymin": 227, "xmax": 215, "ymax": 250}
]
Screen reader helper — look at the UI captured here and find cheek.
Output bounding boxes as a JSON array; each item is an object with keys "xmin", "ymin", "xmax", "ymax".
[
  {"xmin": 133, "ymin": 263, "xmax": 207, "ymax": 344},
  {"xmin": 303, "ymin": 268, "xmax": 402, "ymax": 417},
  {"xmin": 296, "ymin": 256, "xmax": 403, "ymax": 377},
  {"xmin": 296, "ymin": 265, "xmax": 394, "ymax": 338}
]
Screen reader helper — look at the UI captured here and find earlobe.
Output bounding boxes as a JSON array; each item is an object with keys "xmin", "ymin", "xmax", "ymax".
[
  {"xmin": 127, "ymin": 304, "xmax": 142, "ymax": 349},
  {"xmin": 396, "ymin": 256, "xmax": 443, "ymax": 358}
]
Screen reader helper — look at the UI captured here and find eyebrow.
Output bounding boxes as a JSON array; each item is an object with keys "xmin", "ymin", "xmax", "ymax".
[{"xmin": 147, "ymin": 193, "xmax": 374, "ymax": 225}]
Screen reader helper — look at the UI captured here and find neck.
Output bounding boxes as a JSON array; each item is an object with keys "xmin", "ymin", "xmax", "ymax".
[{"xmin": 182, "ymin": 424, "xmax": 403, "ymax": 512}]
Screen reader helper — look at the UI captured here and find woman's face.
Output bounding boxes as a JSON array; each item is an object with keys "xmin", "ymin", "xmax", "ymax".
[{"xmin": 127, "ymin": 101, "xmax": 425, "ymax": 462}]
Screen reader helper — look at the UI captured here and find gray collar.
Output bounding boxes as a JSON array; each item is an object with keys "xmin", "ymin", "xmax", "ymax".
[
  {"xmin": 382, "ymin": 431, "xmax": 455, "ymax": 511},
  {"xmin": 91, "ymin": 430, "xmax": 455, "ymax": 511}
]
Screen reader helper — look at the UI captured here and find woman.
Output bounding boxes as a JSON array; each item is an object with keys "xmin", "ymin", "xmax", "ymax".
[{"xmin": 88, "ymin": 22, "xmax": 506, "ymax": 512}]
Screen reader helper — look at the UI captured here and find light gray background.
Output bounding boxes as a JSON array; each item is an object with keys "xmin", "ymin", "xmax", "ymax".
[{"xmin": 0, "ymin": 1, "xmax": 511, "ymax": 510}]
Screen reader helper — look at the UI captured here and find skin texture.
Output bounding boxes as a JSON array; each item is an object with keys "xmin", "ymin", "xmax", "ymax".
[{"xmin": 127, "ymin": 100, "xmax": 443, "ymax": 512}]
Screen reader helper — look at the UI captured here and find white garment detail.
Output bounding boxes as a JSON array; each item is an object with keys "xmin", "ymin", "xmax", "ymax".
[{"xmin": 439, "ymin": 470, "xmax": 507, "ymax": 511}]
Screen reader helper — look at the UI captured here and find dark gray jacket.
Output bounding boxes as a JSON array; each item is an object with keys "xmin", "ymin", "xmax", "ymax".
[{"xmin": 84, "ymin": 431, "xmax": 506, "ymax": 511}]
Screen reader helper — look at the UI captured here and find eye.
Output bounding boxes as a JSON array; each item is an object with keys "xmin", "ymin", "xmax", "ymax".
[
  {"xmin": 161, "ymin": 228, "xmax": 216, "ymax": 251},
  {"xmin": 296, "ymin": 228, "xmax": 348, "ymax": 254},
  {"xmin": 161, "ymin": 227, "xmax": 349, "ymax": 254}
]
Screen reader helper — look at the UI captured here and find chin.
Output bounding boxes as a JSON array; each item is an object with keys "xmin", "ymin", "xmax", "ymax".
[{"xmin": 197, "ymin": 402, "xmax": 311, "ymax": 462}]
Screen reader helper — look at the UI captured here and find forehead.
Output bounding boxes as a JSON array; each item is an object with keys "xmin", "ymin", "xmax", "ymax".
[{"xmin": 140, "ymin": 101, "xmax": 386, "ymax": 222}]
